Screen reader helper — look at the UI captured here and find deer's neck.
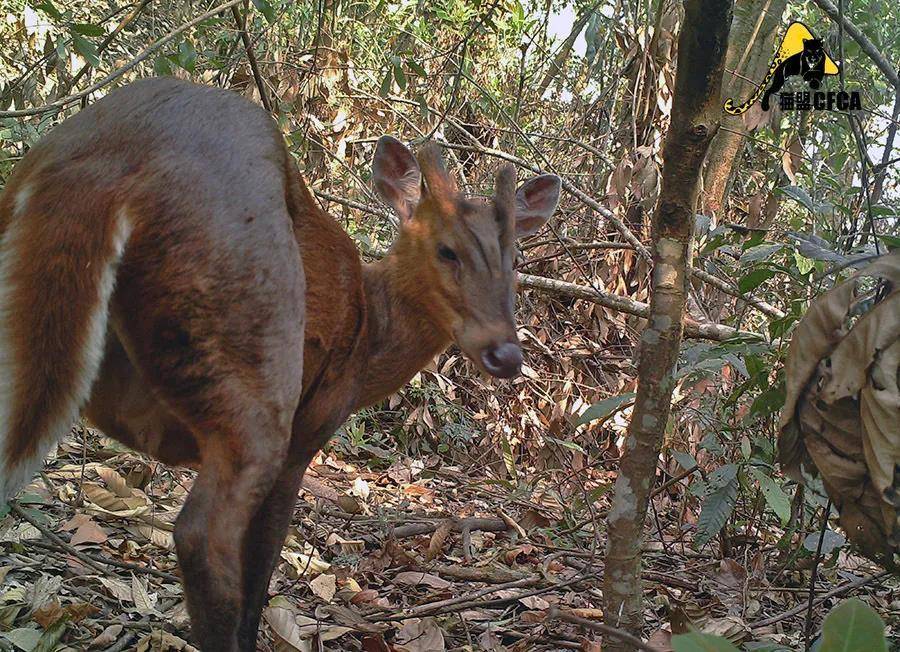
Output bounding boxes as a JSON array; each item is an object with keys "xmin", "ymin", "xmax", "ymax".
[{"xmin": 355, "ymin": 255, "xmax": 452, "ymax": 409}]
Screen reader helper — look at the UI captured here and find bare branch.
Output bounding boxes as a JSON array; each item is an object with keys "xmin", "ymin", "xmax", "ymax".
[
  {"xmin": 810, "ymin": 0, "xmax": 900, "ymax": 92},
  {"xmin": 0, "ymin": 0, "xmax": 248, "ymax": 118}
]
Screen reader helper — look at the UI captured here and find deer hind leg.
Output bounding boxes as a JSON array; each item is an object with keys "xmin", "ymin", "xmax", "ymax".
[
  {"xmin": 112, "ymin": 309, "xmax": 303, "ymax": 651},
  {"xmin": 109, "ymin": 223, "xmax": 305, "ymax": 650},
  {"xmin": 237, "ymin": 458, "xmax": 311, "ymax": 652}
]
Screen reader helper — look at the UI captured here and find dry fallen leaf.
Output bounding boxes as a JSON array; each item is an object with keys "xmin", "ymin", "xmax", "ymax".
[
  {"xmin": 90, "ymin": 623, "xmax": 123, "ymax": 648},
  {"xmin": 310, "ymin": 573, "xmax": 336, "ymax": 603},
  {"xmin": 779, "ymin": 252, "xmax": 900, "ymax": 567},
  {"xmin": 394, "ymin": 571, "xmax": 452, "ymax": 590},
  {"xmin": 69, "ymin": 518, "xmax": 108, "ymax": 546},
  {"xmin": 136, "ymin": 630, "xmax": 199, "ymax": 651},
  {"xmin": 394, "ymin": 617, "xmax": 445, "ymax": 652}
]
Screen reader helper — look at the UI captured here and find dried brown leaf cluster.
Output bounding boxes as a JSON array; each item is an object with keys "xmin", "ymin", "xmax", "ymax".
[{"xmin": 779, "ymin": 252, "xmax": 900, "ymax": 568}]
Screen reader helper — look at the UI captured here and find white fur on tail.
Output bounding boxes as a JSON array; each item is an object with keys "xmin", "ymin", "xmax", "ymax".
[{"xmin": 0, "ymin": 203, "xmax": 131, "ymax": 503}]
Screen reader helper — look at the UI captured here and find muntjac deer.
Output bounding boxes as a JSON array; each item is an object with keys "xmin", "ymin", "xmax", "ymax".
[{"xmin": 0, "ymin": 78, "xmax": 560, "ymax": 651}]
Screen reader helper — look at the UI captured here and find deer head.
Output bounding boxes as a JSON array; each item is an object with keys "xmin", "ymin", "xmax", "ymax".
[{"xmin": 372, "ymin": 135, "xmax": 561, "ymax": 379}]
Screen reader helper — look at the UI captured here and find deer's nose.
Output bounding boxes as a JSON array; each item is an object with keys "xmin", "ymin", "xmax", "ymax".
[{"xmin": 481, "ymin": 342, "xmax": 523, "ymax": 379}]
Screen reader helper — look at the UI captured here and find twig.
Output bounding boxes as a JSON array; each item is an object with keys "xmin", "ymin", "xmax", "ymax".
[
  {"xmin": 390, "ymin": 516, "xmax": 508, "ymax": 538},
  {"xmin": 8, "ymin": 502, "xmax": 108, "ymax": 575},
  {"xmin": 65, "ymin": 0, "xmax": 154, "ymax": 98},
  {"xmin": 400, "ymin": 576, "xmax": 539, "ymax": 617},
  {"xmin": 0, "ymin": 0, "xmax": 248, "ymax": 118},
  {"xmin": 809, "ymin": 0, "xmax": 900, "ymax": 91},
  {"xmin": 546, "ymin": 607, "xmax": 659, "ymax": 651},
  {"xmin": 21, "ymin": 538, "xmax": 179, "ymax": 583},
  {"xmin": 230, "ymin": 3, "xmax": 272, "ymax": 112},
  {"xmin": 804, "ymin": 500, "xmax": 831, "ymax": 650},
  {"xmin": 518, "ymin": 273, "xmax": 761, "ymax": 341},
  {"xmin": 314, "ymin": 189, "xmax": 396, "ymax": 225},
  {"xmin": 750, "ymin": 570, "xmax": 891, "ymax": 629}
]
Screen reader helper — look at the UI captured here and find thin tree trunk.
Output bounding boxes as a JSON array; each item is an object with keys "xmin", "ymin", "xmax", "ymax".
[
  {"xmin": 702, "ymin": 0, "xmax": 786, "ymax": 217},
  {"xmin": 602, "ymin": 1, "xmax": 734, "ymax": 647}
]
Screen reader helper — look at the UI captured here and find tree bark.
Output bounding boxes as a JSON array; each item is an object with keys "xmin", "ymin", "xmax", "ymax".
[
  {"xmin": 702, "ymin": 0, "xmax": 787, "ymax": 216},
  {"xmin": 602, "ymin": 1, "xmax": 734, "ymax": 647}
]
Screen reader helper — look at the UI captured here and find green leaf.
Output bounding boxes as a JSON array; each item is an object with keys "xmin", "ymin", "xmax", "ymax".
[
  {"xmin": 750, "ymin": 467, "xmax": 791, "ymax": 525},
  {"xmin": 70, "ymin": 33, "xmax": 100, "ymax": 68},
  {"xmin": 33, "ymin": 619, "xmax": 66, "ymax": 652},
  {"xmin": 794, "ymin": 250, "xmax": 815, "ymax": 274},
  {"xmin": 878, "ymin": 234, "xmax": 900, "ymax": 251},
  {"xmin": 16, "ymin": 492, "xmax": 48, "ymax": 505},
  {"xmin": 695, "ymin": 464, "xmax": 738, "ymax": 547},
  {"xmin": 739, "ymin": 243, "xmax": 783, "ymax": 265},
  {"xmin": 820, "ymin": 598, "xmax": 888, "ymax": 652},
  {"xmin": 407, "ymin": 59, "xmax": 427, "ymax": 76},
  {"xmin": 393, "ymin": 61, "xmax": 407, "ymax": 90},
  {"xmin": 71, "ymin": 23, "xmax": 105, "ymax": 37},
  {"xmin": 35, "ymin": 2, "xmax": 62, "ymax": 20},
  {"xmin": 699, "ymin": 432, "xmax": 724, "ymax": 456},
  {"xmin": 152, "ymin": 56, "xmax": 173, "ymax": 76},
  {"xmin": 803, "ymin": 529, "xmax": 845, "ymax": 555},
  {"xmin": 499, "ymin": 433, "xmax": 517, "ymax": 481},
  {"xmin": 177, "ymin": 40, "xmax": 198, "ymax": 72},
  {"xmin": 778, "ymin": 185, "xmax": 816, "ymax": 212},
  {"xmin": 1, "ymin": 627, "xmax": 42, "ymax": 652},
  {"xmin": 748, "ymin": 385, "xmax": 785, "ymax": 420},
  {"xmin": 573, "ymin": 393, "xmax": 635, "ymax": 427},
  {"xmin": 672, "ymin": 449, "xmax": 698, "ymax": 472},
  {"xmin": 672, "ymin": 631, "xmax": 741, "ymax": 652},
  {"xmin": 545, "ymin": 437, "xmax": 586, "ymax": 454},
  {"xmin": 379, "ymin": 70, "xmax": 393, "ymax": 97},
  {"xmin": 251, "ymin": 0, "xmax": 276, "ymax": 24},
  {"xmin": 738, "ymin": 267, "xmax": 777, "ymax": 293}
]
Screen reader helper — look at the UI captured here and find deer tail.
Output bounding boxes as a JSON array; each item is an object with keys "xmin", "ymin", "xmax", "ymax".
[{"xmin": 0, "ymin": 180, "xmax": 131, "ymax": 503}]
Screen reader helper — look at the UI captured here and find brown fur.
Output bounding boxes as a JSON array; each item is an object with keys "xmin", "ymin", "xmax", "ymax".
[{"xmin": 0, "ymin": 78, "xmax": 559, "ymax": 651}]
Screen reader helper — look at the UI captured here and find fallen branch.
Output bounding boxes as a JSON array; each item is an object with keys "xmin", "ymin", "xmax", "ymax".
[
  {"xmin": 518, "ymin": 273, "xmax": 760, "ymax": 341},
  {"xmin": 546, "ymin": 607, "xmax": 659, "ymax": 652},
  {"xmin": 399, "ymin": 576, "xmax": 539, "ymax": 617},
  {"xmin": 19, "ymin": 538, "xmax": 179, "ymax": 583},
  {"xmin": 750, "ymin": 570, "xmax": 890, "ymax": 629},
  {"xmin": 9, "ymin": 501, "xmax": 109, "ymax": 576},
  {"xmin": 390, "ymin": 516, "xmax": 509, "ymax": 538}
]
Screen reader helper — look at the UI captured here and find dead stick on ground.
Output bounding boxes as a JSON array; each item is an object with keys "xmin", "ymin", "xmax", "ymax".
[
  {"xmin": 750, "ymin": 570, "xmax": 890, "ymax": 629},
  {"xmin": 21, "ymin": 538, "xmax": 179, "ymax": 583},
  {"xmin": 401, "ymin": 576, "xmax": 540, "ymax": 617},
  {"xmin": 390, "ymin": 516, "xmax": 509, "ymax": 538},
  {"xmin": 9, "ymin": 501, "xmax": 109, "ymax": 575},
  {"xmin": 546, "ymin": 607, "xmax": 659, "ymax": 652}
]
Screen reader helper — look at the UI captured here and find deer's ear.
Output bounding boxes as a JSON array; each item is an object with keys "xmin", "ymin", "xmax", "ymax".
[
  {"xmin": 373, "ymin": 136, "xmax": 421, "ymax": 223},
  {"xmin": 515, "ymin": 174, "xmax": 561, "ymax": 238}
]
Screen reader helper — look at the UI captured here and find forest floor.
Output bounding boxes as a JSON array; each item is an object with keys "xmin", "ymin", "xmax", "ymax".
[{"xmin": 0, "ymin": 427, "xmax": 895, "ymax": 652}]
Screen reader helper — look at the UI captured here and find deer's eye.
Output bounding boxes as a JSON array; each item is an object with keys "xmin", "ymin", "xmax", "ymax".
[{"xmin": 438, "ymin": 245, "xmax": 459, "ymax": 263}]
